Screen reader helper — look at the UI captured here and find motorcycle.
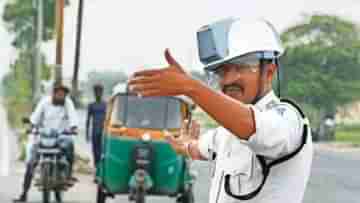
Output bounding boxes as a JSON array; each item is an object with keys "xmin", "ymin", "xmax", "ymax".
[{"xmin": 23, "ymin": 118, "xmax": 77, "ymax": 203}]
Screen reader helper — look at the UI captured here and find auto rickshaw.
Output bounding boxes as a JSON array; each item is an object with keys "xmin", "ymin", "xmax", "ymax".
[{"xmin": 96, "ymin": 83, "xmax": 197, "ymax": 203}]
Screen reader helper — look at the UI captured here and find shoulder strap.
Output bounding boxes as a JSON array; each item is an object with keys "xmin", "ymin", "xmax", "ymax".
[
  {"xmin": 268, "ymin": 98, "xmax": 309, "ymax": 167},
  {"xmin": 224, "ymin": 98, "xmax": 309, "ymax": 200}
]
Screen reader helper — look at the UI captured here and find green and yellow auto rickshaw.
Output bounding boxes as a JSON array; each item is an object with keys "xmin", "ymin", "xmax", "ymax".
[{"xmin": 96, "ymin": 83, "xmax": 197, "ymax": 203}]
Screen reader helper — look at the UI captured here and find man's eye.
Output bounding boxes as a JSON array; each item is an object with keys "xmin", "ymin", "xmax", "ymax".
[{"xmin": 215, "ymin": 70, "xmax": 224, "ymax": 76}]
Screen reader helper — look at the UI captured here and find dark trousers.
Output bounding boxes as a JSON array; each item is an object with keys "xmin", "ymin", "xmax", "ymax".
[{"xmin": 92, "ymin": 132, "xmax": 102, "ymax": 167}]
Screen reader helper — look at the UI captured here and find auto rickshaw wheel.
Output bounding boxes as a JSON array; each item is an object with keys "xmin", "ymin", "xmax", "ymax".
[
  {"xmin": 55, "ymin": 190, "xmax": 63, "ymax": 203},
  {"xmin": 135, "ymin": 187, "xmax": 145, "ymax": 203},
  {"xmin": 177, "ymin": 187, "xmax": 195, "ymax": 203},
  {"xmin": 96, "ymin": 186, "xmax": 107, "ymax": 203}
]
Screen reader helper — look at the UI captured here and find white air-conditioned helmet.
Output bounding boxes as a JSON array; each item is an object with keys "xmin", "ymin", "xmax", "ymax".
[{"xmin": 197, "ymin": 17, "xmax": 285, "ymax": 72}]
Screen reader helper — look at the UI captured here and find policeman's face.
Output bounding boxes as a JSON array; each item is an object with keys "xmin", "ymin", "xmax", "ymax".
[
  {"xmin": 53, "ymin": 89, "xmax": 66, "ymax": 105},
  {"xmin": 217, "ymin": 63, "xmax": 262, "ymax": 104}
]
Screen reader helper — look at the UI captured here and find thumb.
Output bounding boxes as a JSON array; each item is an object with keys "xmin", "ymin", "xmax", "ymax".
[{"xmin": 164, "ymin": 49, "xmax": 185, "ymax": 73}]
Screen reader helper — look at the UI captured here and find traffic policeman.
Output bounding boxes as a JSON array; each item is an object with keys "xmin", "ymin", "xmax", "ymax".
[{"xmin": 129, "ymin": 18, "xmax": 313, "ymax": 203}]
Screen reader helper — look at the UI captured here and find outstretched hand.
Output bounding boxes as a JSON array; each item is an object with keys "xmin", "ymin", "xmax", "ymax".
[
  {"xmin": 128, "ymin": 49, "xmax": 195, "ymax": 97},
  {"xmin": 164, "ymin": 119, "xmax": 200, "ymax": 155}
]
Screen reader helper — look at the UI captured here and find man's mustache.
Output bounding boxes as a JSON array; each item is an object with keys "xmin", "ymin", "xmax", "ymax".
[{"xmin": 222, "ymin": 84, "xmax": 244, "ymax": 92}]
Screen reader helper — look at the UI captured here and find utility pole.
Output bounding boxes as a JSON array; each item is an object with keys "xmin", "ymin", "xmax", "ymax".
[
  {"xmin": 35, "ymin": 0, "xmax": 43, "ymax": 102},
  {"xmin": 31, "ymin": 0, "xmax": 43, "ymax": 110},
  {"xmin": 55, "ymin": 0, "xmax": 65, "ymax": 84},
  {"xmin": 72, "ymin": 0, "xmax": 84, "ymax": 107}
]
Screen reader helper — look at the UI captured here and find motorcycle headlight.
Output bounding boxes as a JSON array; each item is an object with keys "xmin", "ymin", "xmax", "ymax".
[{"xmin": 40, "ymin": 137, "xmax": 57, "ymax": 147}]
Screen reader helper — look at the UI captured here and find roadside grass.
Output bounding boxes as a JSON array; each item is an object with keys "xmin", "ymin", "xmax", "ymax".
[
  {"xmin": 335, "ymin": 124, "xmax": 360, "ymax": 145},
  {"xmin": 3, "ymin": 99, "xmax": 32, "ymax": 161}
]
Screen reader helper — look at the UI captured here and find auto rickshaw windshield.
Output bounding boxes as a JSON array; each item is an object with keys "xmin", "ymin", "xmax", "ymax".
[{"xmin": 111, "ymin": 95, "xmax": 183, "ymax": 129}]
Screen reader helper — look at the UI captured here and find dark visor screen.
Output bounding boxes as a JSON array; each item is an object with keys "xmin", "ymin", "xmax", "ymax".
[{"xmin": 197, "ymin": 28, "xmax": 220, "ymax": 64}]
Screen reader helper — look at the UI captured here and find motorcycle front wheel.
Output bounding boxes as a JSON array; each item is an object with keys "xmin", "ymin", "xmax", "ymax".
[
  {"xmin": 96, "ymin": 186, "xmax": 107, "ymax": 203},
  {"xmin": 135, "ymin": 187, "xmax": 145, "ymax": 203},
  {"xmin": 41, "ymin": 163, "xmax": 51, "ymax": 203}
]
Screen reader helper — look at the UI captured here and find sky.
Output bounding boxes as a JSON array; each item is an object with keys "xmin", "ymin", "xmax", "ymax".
[{"xmin": 1, "ymin": 0, "xmax": 360, "ymax": 81}]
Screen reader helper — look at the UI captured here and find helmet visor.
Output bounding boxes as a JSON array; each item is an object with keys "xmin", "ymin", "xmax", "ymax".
[{"xmin": 197, "ymin": 18, "xmax": 235, "ymax": 65}]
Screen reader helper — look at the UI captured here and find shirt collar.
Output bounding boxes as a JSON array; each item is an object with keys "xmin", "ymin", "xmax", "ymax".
[{"xmin": 254, "ymin": 90, "xmax": 279, "ymax": 111}]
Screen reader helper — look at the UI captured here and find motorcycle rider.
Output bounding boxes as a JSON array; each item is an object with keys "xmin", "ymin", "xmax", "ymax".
[{"xmin": 14, "ymin": 83, "xmax": 78, "ymax": 203}]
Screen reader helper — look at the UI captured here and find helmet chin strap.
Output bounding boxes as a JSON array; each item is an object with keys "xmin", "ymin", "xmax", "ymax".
[
  {"xmin": 250, "ymin": 58, "xmax": 281, "ymax": 105},
  {"xmin": 251, "ymin": 60, "xmax": 266, "ymax": 105}
]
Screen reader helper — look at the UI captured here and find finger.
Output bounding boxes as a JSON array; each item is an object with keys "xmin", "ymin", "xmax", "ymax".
[
  {"xmin": 137, "ymin": 90, "xmax": 164, "ymax": 97},
  {"xmin": 190, "ymin": 121, "xmax": 196, "ymax": 138},
  {"xmin": 130, "ymin": 81, "xmax": 160, "ymax": 92},
  {"xmin": 190, "ymin": 120, "xmax": 200, "ymax": 139},
  {"xmin": 165, "ymin": 134, "xmax": 173, "ymax": 142},
  {"xmin": 128, "ymin": 76, "xmax": 160, "ymax": 89},
  {"xmin": 129, "ymin": 75, "xmax": 159, "ymax": 85},
  {"xmin": 194, "ymin": 122, "xmax": 201, "ymax": 139},
  {"xmin": 181, "ymin": 119, "xmax": 189, "ymax": 137},
  {"xmin": 165, "ymin": 132, "xmax": 181, "ymax": 142},
  {"xmin": 165, "ymin": 136, "xmax": 177, "ymax": 147},
  {"xmin": 133, "ymin": 69, "xmax": 164, "ymax": 77},
  {"xmin": 164, "ymin": 49, "xmax": 185, "ymax": 73},
  {"xmin": 139, "ymin": 90, "xmax": 175, "ymax": 97}
]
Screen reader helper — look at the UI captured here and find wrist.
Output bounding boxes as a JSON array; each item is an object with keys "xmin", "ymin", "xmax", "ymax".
[
  {"xmin": 185, "ymin": 78, "xmax": 203, "ymax": 99},
  {"xmin": 185, "ymin": 140, "xmax": 197, "ymax": 159},
  {"xmin": 184, "ymin": 142, "xmax": 192, "ymax": 158}
]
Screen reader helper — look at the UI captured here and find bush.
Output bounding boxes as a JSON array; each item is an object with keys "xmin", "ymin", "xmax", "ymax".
[{"xmin": 335, "ymin": 124, "xmax": 360, "ymax": 144}]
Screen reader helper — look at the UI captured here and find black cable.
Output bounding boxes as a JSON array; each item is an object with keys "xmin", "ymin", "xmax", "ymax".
[
  {"xmin": 276, "ymin": 59, "xmax": 281, "ymax": 98},
  {"xmin": 251, "ymin": 59, "xmax": 266, "ymax": 105}
]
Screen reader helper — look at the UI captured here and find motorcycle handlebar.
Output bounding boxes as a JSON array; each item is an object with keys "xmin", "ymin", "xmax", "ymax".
[
  {"xmin": 30, "ymin": 128, "xmax": 78, "ymax": 136},
  {"xmin": 61, "ymin": 131, "xmax": 78, "ymax": 136}
]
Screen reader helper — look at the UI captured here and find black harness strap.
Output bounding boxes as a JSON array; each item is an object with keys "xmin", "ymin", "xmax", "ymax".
[{"xmin": 224, "ymin": 98, "xmax": 309, "ymax": 200}]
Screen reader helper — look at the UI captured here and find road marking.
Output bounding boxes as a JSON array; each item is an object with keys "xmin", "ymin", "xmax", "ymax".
[{"xmin": 0, "ymin": 104, "xmax": 10, "ymax": 177}]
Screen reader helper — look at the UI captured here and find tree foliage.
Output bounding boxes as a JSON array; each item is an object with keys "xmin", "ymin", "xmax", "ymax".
[
  {"xmin": 1, "ymin": 0, "xmax": 68, "ymax": 126},
  {"xmin": 2, "ymin": 0, "xmax": 68, "ymax": 48},
  {"xmin": 281, "ymin": 14, "xmax": 360, "ymax": 112}
]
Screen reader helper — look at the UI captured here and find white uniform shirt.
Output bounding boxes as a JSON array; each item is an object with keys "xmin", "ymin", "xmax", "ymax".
[
  {"xmin": 198, "ymin": 91, "xmax": 313, "ymax": 203},
  {"xmin": 30, "ymin": 96, "xmax": 78, "ymax": 131},
  {"xmin": 25, "ymin": 96, "xmax": 78, "ymax": 163}
]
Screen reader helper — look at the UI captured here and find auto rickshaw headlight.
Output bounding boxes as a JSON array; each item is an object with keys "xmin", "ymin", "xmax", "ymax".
[{"xmin": 142, "ymin": 133, "xmax": 151, "ymax": 142}]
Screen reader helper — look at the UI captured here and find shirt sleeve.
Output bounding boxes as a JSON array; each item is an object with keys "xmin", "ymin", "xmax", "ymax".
[
  {"xmin": 197, "ymin": 128, "xmax": 220, "ymax": 160},
  {"xmin": 246, "ymin": 103, "xmax": 304, "ymax": 159},
  {"xmin": 30, "ymin": 97, "xmax": 47, "ymax": 126},
  {"xmin": 65, "ymin": 97, "xmax": 78, "ymax": 128}
]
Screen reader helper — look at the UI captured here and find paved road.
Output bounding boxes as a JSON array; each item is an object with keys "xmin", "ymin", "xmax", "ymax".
[{"xmin": 1, "ymin": 105, "xmax": 360, "ymax": 203}]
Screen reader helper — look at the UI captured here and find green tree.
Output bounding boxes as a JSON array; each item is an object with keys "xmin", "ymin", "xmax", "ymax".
[
  {"xmin": 2, "ymin": 0, "xmax": 68, "ymax": 126},
  {"xmin": 3, "ymin": 0, "xmax": 69, "ymax": 48},
  {"xmin": 281, "ymin": 14, "xmax": 360, "ymax": 139}
]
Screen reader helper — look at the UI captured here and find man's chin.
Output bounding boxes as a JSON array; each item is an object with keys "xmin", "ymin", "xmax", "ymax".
[{"xmin": 224, "ymin": 91, "xmax": 246, "ymax": 102}]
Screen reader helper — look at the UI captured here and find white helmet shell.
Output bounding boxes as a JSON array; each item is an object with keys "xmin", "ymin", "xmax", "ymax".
[
  {"xmin": 111, "ymin": 83, "xmax": 128, "ymax": 97},
  {"xmin": 204, "ymin": 19, "xmax": 285, "ymax": 71}
]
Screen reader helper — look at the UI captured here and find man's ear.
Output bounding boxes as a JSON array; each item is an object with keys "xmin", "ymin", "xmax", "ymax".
[{"xmin": 266, "ymin": 63, "xmax": 277, "ymax": 82}]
